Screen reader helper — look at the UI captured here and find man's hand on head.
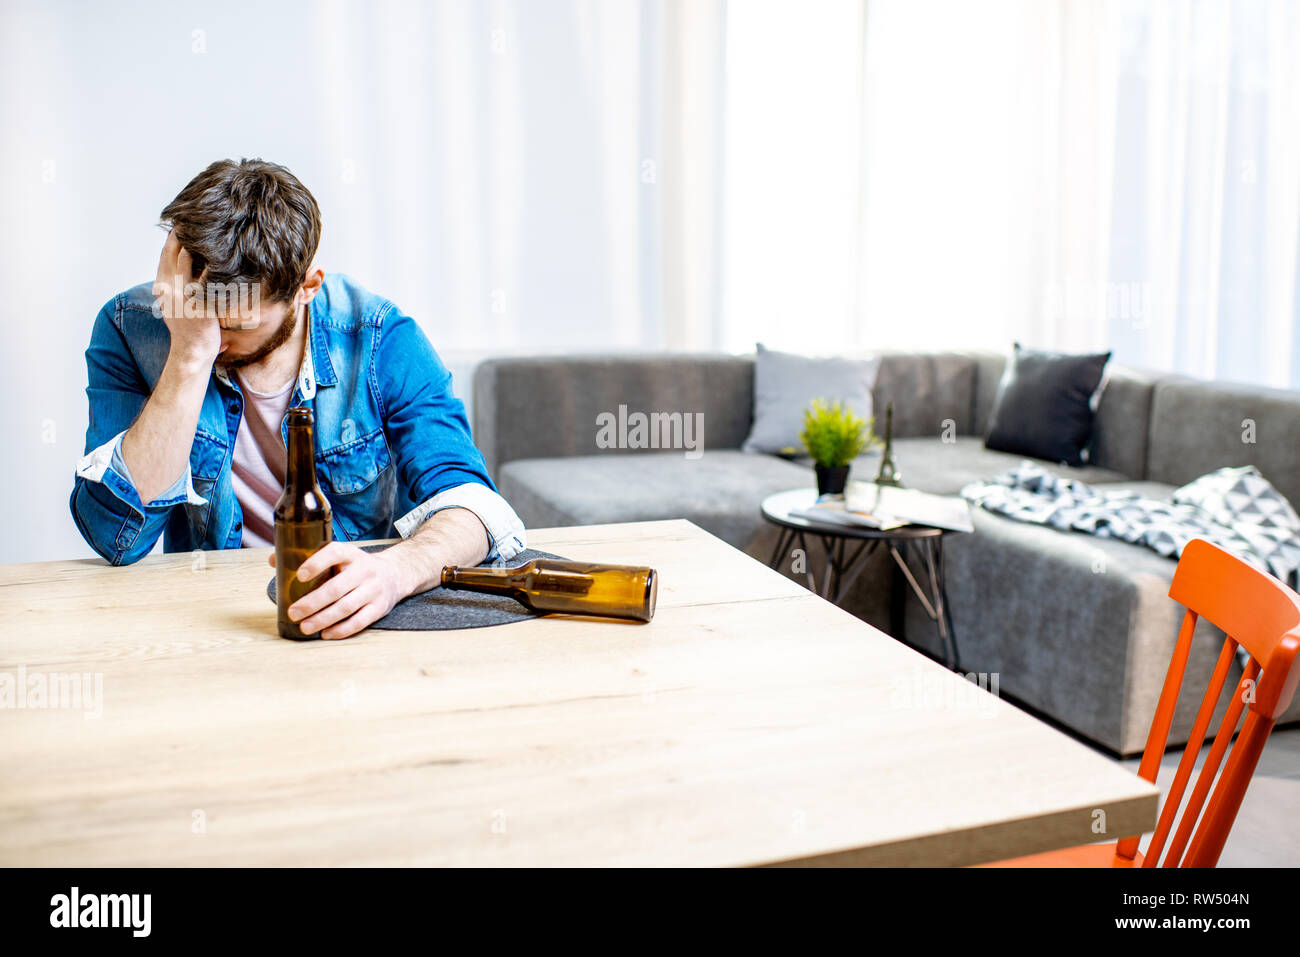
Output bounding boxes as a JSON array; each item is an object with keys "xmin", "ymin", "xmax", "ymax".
[
  {"xmin": 153, "ymin": 230, "xmax": 222, "ymax": 371},
  {"xmin": 120, "ymin": 230, "xmax": 227, "ymax": 506}
]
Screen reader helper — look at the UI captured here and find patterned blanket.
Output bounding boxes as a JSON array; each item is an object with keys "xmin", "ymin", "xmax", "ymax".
[{"xmin": 961, "ymin": 463, "xmax": 1300, "ymax": 588}]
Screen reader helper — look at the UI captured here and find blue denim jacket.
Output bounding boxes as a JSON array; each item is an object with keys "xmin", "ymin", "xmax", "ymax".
[{"xmin": 71, "ymin": 273, "xmax": 525, "ymax": 565}]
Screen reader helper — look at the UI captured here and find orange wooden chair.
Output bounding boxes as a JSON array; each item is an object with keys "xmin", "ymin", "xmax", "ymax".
[{"xmin": 981, "ymin": 537, "xmax": 1300, "ymax": 868}]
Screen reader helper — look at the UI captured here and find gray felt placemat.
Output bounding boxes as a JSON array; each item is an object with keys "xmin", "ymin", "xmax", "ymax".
[{"xmin": 266, "ymin": 545, "xmax": 568, "ymax": 630}]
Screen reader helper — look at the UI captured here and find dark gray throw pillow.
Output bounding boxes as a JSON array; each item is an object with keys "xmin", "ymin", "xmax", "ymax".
[{"xmin": 985, "ymin": 344, "xmax": 1111, "ymax": 467}]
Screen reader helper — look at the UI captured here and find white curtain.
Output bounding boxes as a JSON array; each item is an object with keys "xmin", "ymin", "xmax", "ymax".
[
  {"xmin": 719, "ymin": 0, "xmax": 1300, "ymax": 388},
  {"xmin": 852, "ymin": 0, "xmax": 1039, "ymax": 355},
  {"xmin": 1106, "ymin": 0, "xmax": 1300, "ymax": 387},
  {"xmin": 719, "ymin": 0, "xmax": 868, "ymax": 353},
  {"xmin": 306, "ymin": 0, "xmax": 674, "ymax": 354},
  {"xmin": 1025, "ymin": 0, "xmax": 1300, "ymax": 385}
]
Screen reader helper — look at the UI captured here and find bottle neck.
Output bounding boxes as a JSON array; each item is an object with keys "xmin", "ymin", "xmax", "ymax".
[
  {"xmin": 441, "ymin": 565, "xmax": 526, "ymax": 593},
  {"xmin": 286, "ymin": 421, "xmax": 318, "ymax": 492}
]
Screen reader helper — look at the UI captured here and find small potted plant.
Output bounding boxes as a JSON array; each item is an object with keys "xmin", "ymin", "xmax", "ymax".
[{"xmin": 799, "ymin": 398, "xmax": 878, "ymax": 496}]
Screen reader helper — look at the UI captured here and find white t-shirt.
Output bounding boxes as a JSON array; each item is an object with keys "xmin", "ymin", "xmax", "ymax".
[{"xmin": 230, "ymin": 371, "xmax": 295, "ymax": 547}]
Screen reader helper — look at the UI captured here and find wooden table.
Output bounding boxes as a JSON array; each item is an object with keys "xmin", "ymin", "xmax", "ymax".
[{"xmin": 0, "ymin": 519, "xmax": 1156, "ymax": 867}]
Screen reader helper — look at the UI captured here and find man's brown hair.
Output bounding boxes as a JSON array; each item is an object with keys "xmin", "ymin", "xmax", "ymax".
[{"xmin": 160, "ymin": 158, "xmax": 321, "ymax": 304}]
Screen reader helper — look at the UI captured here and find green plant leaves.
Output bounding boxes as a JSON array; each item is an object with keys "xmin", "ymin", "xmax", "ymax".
[{"xmin": 798, "ymin": 398, "xmax": 879, "ymax": 468}]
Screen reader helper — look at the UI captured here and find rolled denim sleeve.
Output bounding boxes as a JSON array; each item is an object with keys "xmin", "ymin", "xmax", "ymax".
[
  {"xmin": 394, "ymin": 482, "xmax": 527, "ymax": 562},
  {"xmin": 70, "ymin": 299, "xmax": 203, "ymax": 565},
  {"xmin": 76, "ymin": 430, "xmax": 200, "ymax": 509},
  {"xmin": 106, "ymin": 432, "xmax": 205, "ymax": 507},
  {"xmin": 377, "ymin": 307, "xmax": 526, "ymax": 561}
]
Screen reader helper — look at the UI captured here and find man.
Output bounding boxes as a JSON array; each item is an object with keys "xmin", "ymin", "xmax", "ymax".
[{"xmin": 71, "ymin": 158, "xmax": 526, "ymax": 639}]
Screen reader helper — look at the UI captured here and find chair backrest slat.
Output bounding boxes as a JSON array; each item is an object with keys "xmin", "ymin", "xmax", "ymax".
[
  {"xmin": 1115, "ymin": 609, "xmax": 1198, "ymax": 862},
  {"xmin": 1162, "ymin": 662, "xmax": 1259, "ymax": 867},
  {"xmin": 1142, "ymin": 635, "xmax": 1240, "ymax": 867},
  {"xmin": 1184, "ymin": 710, "xmax": 1275, "ymax": 867}
]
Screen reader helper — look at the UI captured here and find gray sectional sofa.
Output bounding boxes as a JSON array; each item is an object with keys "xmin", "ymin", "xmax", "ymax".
[{"xmin": 473, "ymin": 351, "xmax": 1300, "ymax": 755}]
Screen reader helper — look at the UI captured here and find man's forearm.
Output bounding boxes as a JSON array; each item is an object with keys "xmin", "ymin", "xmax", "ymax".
[
  {"xmin": 120, "ymin": 354, "xmax": 210, "ymax": 505},
  {"xmin": 380, "ymin": 506, "xmax": 491, "ymax": 599}
]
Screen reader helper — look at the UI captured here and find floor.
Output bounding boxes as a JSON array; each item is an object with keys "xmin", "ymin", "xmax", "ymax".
[{"xmin": 1114, "ymin": 725, "xmax": 1300, "ymax": 867}]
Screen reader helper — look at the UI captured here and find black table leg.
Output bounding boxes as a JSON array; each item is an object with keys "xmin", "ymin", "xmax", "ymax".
[
  {"xmin": 832, "ymin": 538, "xmax": 875, "ymax": 604},
  {"xmin": 819, "ymin": 534, "xmax": 842, "ymax": 601},
  {"xmin": 795, "ymin": 531, "xmax": 815, "ymax": 591},
  {"xmin": 889, "ymin": 553, "xmax": 906, "ymax": 642},
  {"xmin": 768, "ymin": 526, "xmax": 793, "ymax": 570},
  {"xmin": 888, "ymin": 538, "xmax": 959, "ymax": 671},
  {"xmin": 920, "ymin": 538, "xmax": 958, "ymax": 671},
  {"xmin": 933, "ymin": 536, "xmax": 960, "ymax": 670}
]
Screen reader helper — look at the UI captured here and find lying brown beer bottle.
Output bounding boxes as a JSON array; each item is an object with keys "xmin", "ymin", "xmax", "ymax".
[
  {"xmin": 274, "ymin": 407, "xmax": 335, "ymax": 639},
  {"xmin": 440, "ymin": 559, "xmax": 658, "ymax": 622}
]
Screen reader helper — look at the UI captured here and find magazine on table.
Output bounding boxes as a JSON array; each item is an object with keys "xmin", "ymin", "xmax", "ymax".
[
  {"xmin": 790, "ymin": 481, "xmax": 974, "ymax": 533},
  {"xmin": 849, "ymin": 481, "xmax": 974, "ymax": 532},
  {"xmin": 789, "ymin": 495, "xmax": 907, "ymax": 530}
]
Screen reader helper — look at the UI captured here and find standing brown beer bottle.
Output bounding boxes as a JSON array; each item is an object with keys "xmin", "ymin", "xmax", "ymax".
[
  {"xmin": 274, "ymin": 407, "xmax": 334, "ymax": 639},
  {"xmin": 441, "ymin": 559, "xmax": 657, "ymax": 622}
]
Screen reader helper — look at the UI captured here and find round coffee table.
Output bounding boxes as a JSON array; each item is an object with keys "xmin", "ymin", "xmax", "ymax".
[{"xmin": 761, "ymin": 487, "xmax": 961, "ymax": 669}]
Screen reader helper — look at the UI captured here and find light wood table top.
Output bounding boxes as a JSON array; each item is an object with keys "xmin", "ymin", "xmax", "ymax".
[{"xmin": 0, "ymin": 519, "xmax": 1156, "ymax": 867}]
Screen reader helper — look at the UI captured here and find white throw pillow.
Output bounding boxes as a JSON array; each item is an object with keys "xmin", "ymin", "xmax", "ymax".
[{"xmin": 741, "ymin": 343, "xmax": 880, "ymax": 456}]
